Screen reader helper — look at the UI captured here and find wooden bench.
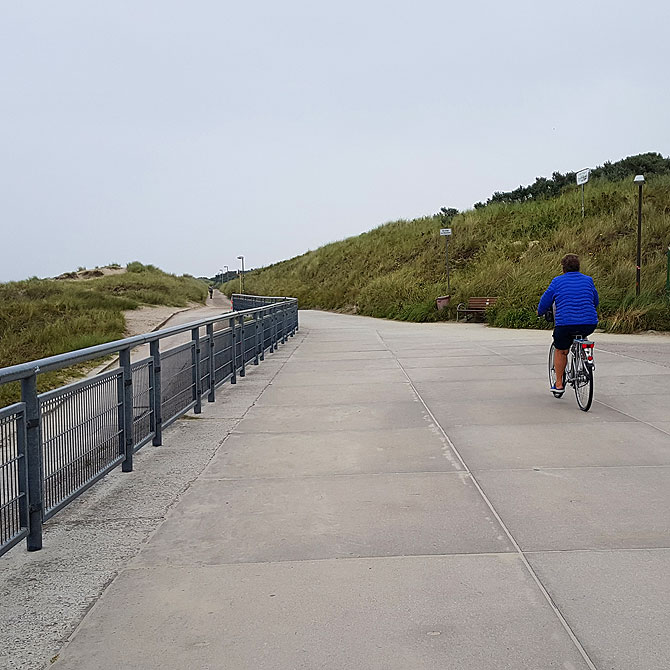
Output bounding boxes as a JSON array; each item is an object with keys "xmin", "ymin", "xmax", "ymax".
[{"xmin": 456, "ymin": 296, "xmax": 498, "ymax": 321}]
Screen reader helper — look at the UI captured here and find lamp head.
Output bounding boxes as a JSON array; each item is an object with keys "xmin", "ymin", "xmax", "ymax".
[{"xmin": 633, "ymin": 175, "xmax": 645, "ymax": 184}]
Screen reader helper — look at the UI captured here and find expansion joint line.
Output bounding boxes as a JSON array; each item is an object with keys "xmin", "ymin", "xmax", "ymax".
[{"xmin": 374, "ymin": 329, "xmax": 599, "ymax": 670}]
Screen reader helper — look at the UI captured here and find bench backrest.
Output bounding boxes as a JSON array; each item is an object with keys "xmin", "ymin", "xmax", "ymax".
[{"xmin": 467, "ymin": 297, "xmax": 498, "ymax": 309}]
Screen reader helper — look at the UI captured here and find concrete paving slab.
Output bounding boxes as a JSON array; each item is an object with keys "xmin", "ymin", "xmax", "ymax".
[
  {"xmin": 290, "ymin": 349, "xmax": 395, "ymax": 361},
  {"xmin": 450, "ymin": 421, "xmax": 670, "ymax": 470},
  {"xmin": 234, "ymin": 401, "xmax": 430, "ymax": 433},
  {"xmin": 476, "ymin": 466, "xmax": 670, "ymax": 550},
  {"xmin": 587, "ymin": 360, "xmax": 668, "ymax": 377},
  {"xmin": 527, "ymin": 549, "xmax": 670, "ymax": 670},
  {"xmin": 296, "ymin": 342, "xmax": 388, "ymax": 352},
  {"xmin": 597, "ymin": 394, "xmax": 670, "ymax": 422},
  {"xmin": 404, "ymin": 364, "xmax": 544, "ymax": 383},
  {"xmin": 269, "ymin": 367, "xmax": 408, "ymax": 387},
  {"xmin": 597, "ymin": 339, "xmax": 670, "ymax": 368},
  {"xmin": 258, "ymin": 381, "xmax": 415, "ymax": 406},
  {"xmin": 386, "ymin": 347, "xmax": 494, "ymax": 358},
  {"xmin": 398, "ymin": 355, "xmax": 515, "ymax": 369},
  {"xmin": 425, "ymin": 394, "xmax": 625, "ymax": 428},
  {"xmin": 414, "ymin": 378, "xmax": 546, "ymax": 400},
  {"xmin": 52, "ymin": 555, "xmax": 591, "ymax": 670},
  {"xmin": 594, "ymin": 374, "xmax": 670, "ymax": 395},
  {"xmin": 651, "ymin": 422, "xmax": 670, "ymax": 435},
  {"xmin": 494, "ymin": 352, "xmax": 670, "ymax": 377},
  {"xmin": 284, "ymin": 357, "xmax": 401, "ymax": 372},
  {"xmin": 133, "ymin": 472, "xmax": 513, "ymax": 566},
  {"xmin": 202, "ymin": 426, "xmax": 463, "ymax": 479}
]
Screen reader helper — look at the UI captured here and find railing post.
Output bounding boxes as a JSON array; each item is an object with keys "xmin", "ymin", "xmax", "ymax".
[
  {"xmin": 192, "ymin": 327, "xmax": 202, "ymax": 414},
  {"xmin": 207, "ymin": 323, "xmax": 216, "ymax": 402},
  {"xmin": 239, "ymin": 315, "xmax": 246, "ymax": 378},
  {"xmin": 253, "ymin": 312, "xmax": 260, "ymax": 365},
  {"xmin": 150, "ymin": 340, "xmax": 162, "ymax": 446},
  {"xmin": 21, "ymin": 372, "xmax": 43, "ymax": 551},
  {"xmin": 272, "ymin": 306, "xmax": 277, "ymax": 352},
  {"xmin": 120, "ymin": 348, "xmax": 134, "ymax": 472},
  {"xmin": 230, "ymin": 317, "xmax": 237, "ymax": 384}
]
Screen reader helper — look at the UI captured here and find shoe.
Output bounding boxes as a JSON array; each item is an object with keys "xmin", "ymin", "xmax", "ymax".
[{"xmin": 550, "ymin": 385, "xmax": 565, "ymax": 396}]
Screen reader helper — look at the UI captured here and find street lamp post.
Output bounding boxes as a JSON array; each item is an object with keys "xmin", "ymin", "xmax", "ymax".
[
  {"xmin": 237, "ymin": 256, "xmax": 245, "ymax": 294},
  {"xmin": 218, "ymin": 269, "xmax": 223, "ymax": 284},
  {"xmin": 634, "ymin": 175, "xmax": 644, "ymax": 296}
]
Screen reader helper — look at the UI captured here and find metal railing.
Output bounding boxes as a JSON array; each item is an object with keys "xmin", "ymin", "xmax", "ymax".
[{"xmin": 0, "ymin": 295, "xmax": 298, "ymax": 557}]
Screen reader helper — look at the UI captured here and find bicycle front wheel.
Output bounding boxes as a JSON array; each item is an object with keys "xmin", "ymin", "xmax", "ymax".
[
  {"xmin": 574, "ymin": 353, "xmax": 594, "ymax": 411},
  {"xmin": 548, "ymin": 343, "xmax": 564, "ymax": 397}
]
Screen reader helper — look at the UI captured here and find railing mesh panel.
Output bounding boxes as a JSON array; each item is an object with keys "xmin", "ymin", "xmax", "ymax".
[
  {"xmin": 40, "ymin": 372, "xmax": 123, "ymax": 516},
  {"xmin": 244, "ymin": 325, "xmax": 256, "ymax": 364},
  {"xmin": 200, "ymin": 339, "xmax": 210, "ymax": 394},
  {"xmin": 213, "ymin": 330, "xmax": 233, "ymax": 384},
  {"xmin": 234, "ymin": 324, "xmax": 243, "ymax": 364},
  {"xmin": 131, "ymin": 360, "xmax": 154, "ymax": 450},
  {"xmin": 160, "ymin": 343, "xmax": 195, "ymax": 424},
  {"xmin": 263, "ymin": 314, "xmax": 272, "ymax": 350},
  {"xmin": 0, "ymin": 405, "xmax": 27, "ymax": 555}
]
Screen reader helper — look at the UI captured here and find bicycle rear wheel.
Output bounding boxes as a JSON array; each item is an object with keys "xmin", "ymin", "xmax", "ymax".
[{"xmin": 573, "ymin": 350, "xmax": 594, "ymax": 411}]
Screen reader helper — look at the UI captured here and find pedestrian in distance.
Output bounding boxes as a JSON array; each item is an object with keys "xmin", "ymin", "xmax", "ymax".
[{"xmin": 208, "ymin": 286, "xmax": 214, "ymax": 299}]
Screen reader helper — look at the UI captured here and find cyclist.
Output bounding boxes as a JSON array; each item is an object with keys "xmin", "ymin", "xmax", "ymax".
[{"xmin": 537, "ymin": 254, "xmax": 599, "ymax": 395}]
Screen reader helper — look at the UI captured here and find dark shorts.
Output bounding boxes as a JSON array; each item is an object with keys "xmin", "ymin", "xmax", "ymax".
[{"xmin": 553, "ymin": 324, "xmax": 596, "ymax": 350}]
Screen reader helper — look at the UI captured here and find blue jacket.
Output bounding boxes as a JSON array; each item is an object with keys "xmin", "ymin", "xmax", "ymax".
[{"xmin": 537, "ymin": 272, "xmax": 599, "ymax": 326}]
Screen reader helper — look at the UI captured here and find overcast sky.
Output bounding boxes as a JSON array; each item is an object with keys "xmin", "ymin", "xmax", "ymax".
[{"xmin": 1, "ymin": 1, "xmax": 668, "ymax": 281}]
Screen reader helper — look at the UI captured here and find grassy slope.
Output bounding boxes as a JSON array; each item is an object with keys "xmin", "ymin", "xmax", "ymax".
[
  {"xmin": 0, "ymin": 263, "xmax": 207, "ymax": 405},
  {"xmin": 222, "ymin": 175, "xmax": 670, "ymax": 332}
]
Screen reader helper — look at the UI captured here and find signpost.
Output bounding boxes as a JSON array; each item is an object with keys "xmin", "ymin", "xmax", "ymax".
[
  {"xmin": 576, "ymin": 168, "xmax": 590, "ymax": 218},
  {"xmin": 634, "ymin": 175, "xmax": 644, "ymax": 296},
  {"xmin": 440, "ymin": 228, "xmax": 452, "ymax": 293}
]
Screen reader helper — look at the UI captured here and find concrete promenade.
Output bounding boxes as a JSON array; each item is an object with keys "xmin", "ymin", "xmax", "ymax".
[{"xmin": 36, "ymin": 311, "xmax": 670, "ymax": 667}]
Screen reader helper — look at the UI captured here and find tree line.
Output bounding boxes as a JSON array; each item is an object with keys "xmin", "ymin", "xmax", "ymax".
[{"xmin": 439, "ymin": 152, "xmax": 670, "ymax": 217}]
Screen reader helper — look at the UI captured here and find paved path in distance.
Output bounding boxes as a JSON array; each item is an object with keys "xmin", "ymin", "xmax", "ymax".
[{"xmin": 52, "ymin": 310, "xmax": 670, "ymax": 670}]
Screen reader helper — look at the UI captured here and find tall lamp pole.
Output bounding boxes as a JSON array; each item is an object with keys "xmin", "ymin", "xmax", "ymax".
[
  {"xmin": 237, "ymin": 255, "xmax": 245, "ymax": 294},
  {"xmin": 224, "ymin": 265, "xmax": 228, "ymax": 282},
  {"xmin": 634, "ymin": 175, "xmax": 644, "ymax": 296}
]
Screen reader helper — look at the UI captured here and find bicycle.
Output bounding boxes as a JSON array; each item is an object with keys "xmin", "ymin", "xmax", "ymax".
[{"xmin": 548, "ymin": 336, "xmax": 595, "ymax": 411}]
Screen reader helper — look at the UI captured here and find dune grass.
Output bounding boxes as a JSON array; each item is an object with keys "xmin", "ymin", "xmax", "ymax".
[
  {"xmin": 221, "ymin": 175, "xmax": 670, "ymax": 332},
  {"xmin": 0, "ymin": 263, "xmax": 207, "ymax": 406}
]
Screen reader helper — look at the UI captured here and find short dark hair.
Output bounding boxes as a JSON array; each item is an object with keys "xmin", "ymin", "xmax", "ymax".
[{"xmin": 561, "ymin": 254, "xmax": 580, "ymax": 272}]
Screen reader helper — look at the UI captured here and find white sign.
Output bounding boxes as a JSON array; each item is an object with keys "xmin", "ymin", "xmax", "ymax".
[
  {"xmin": 576, "ymin": 169, "xmax": 590, "ymax": 186},
  {"xmin": 440, "ymin": 228, "xmax": 452, "ymax": 236}
]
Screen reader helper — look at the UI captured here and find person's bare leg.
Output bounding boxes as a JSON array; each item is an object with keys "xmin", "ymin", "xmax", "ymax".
[{"xmin": 554, "ymin": 349, "xmax": 568, "ymax": 390}]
